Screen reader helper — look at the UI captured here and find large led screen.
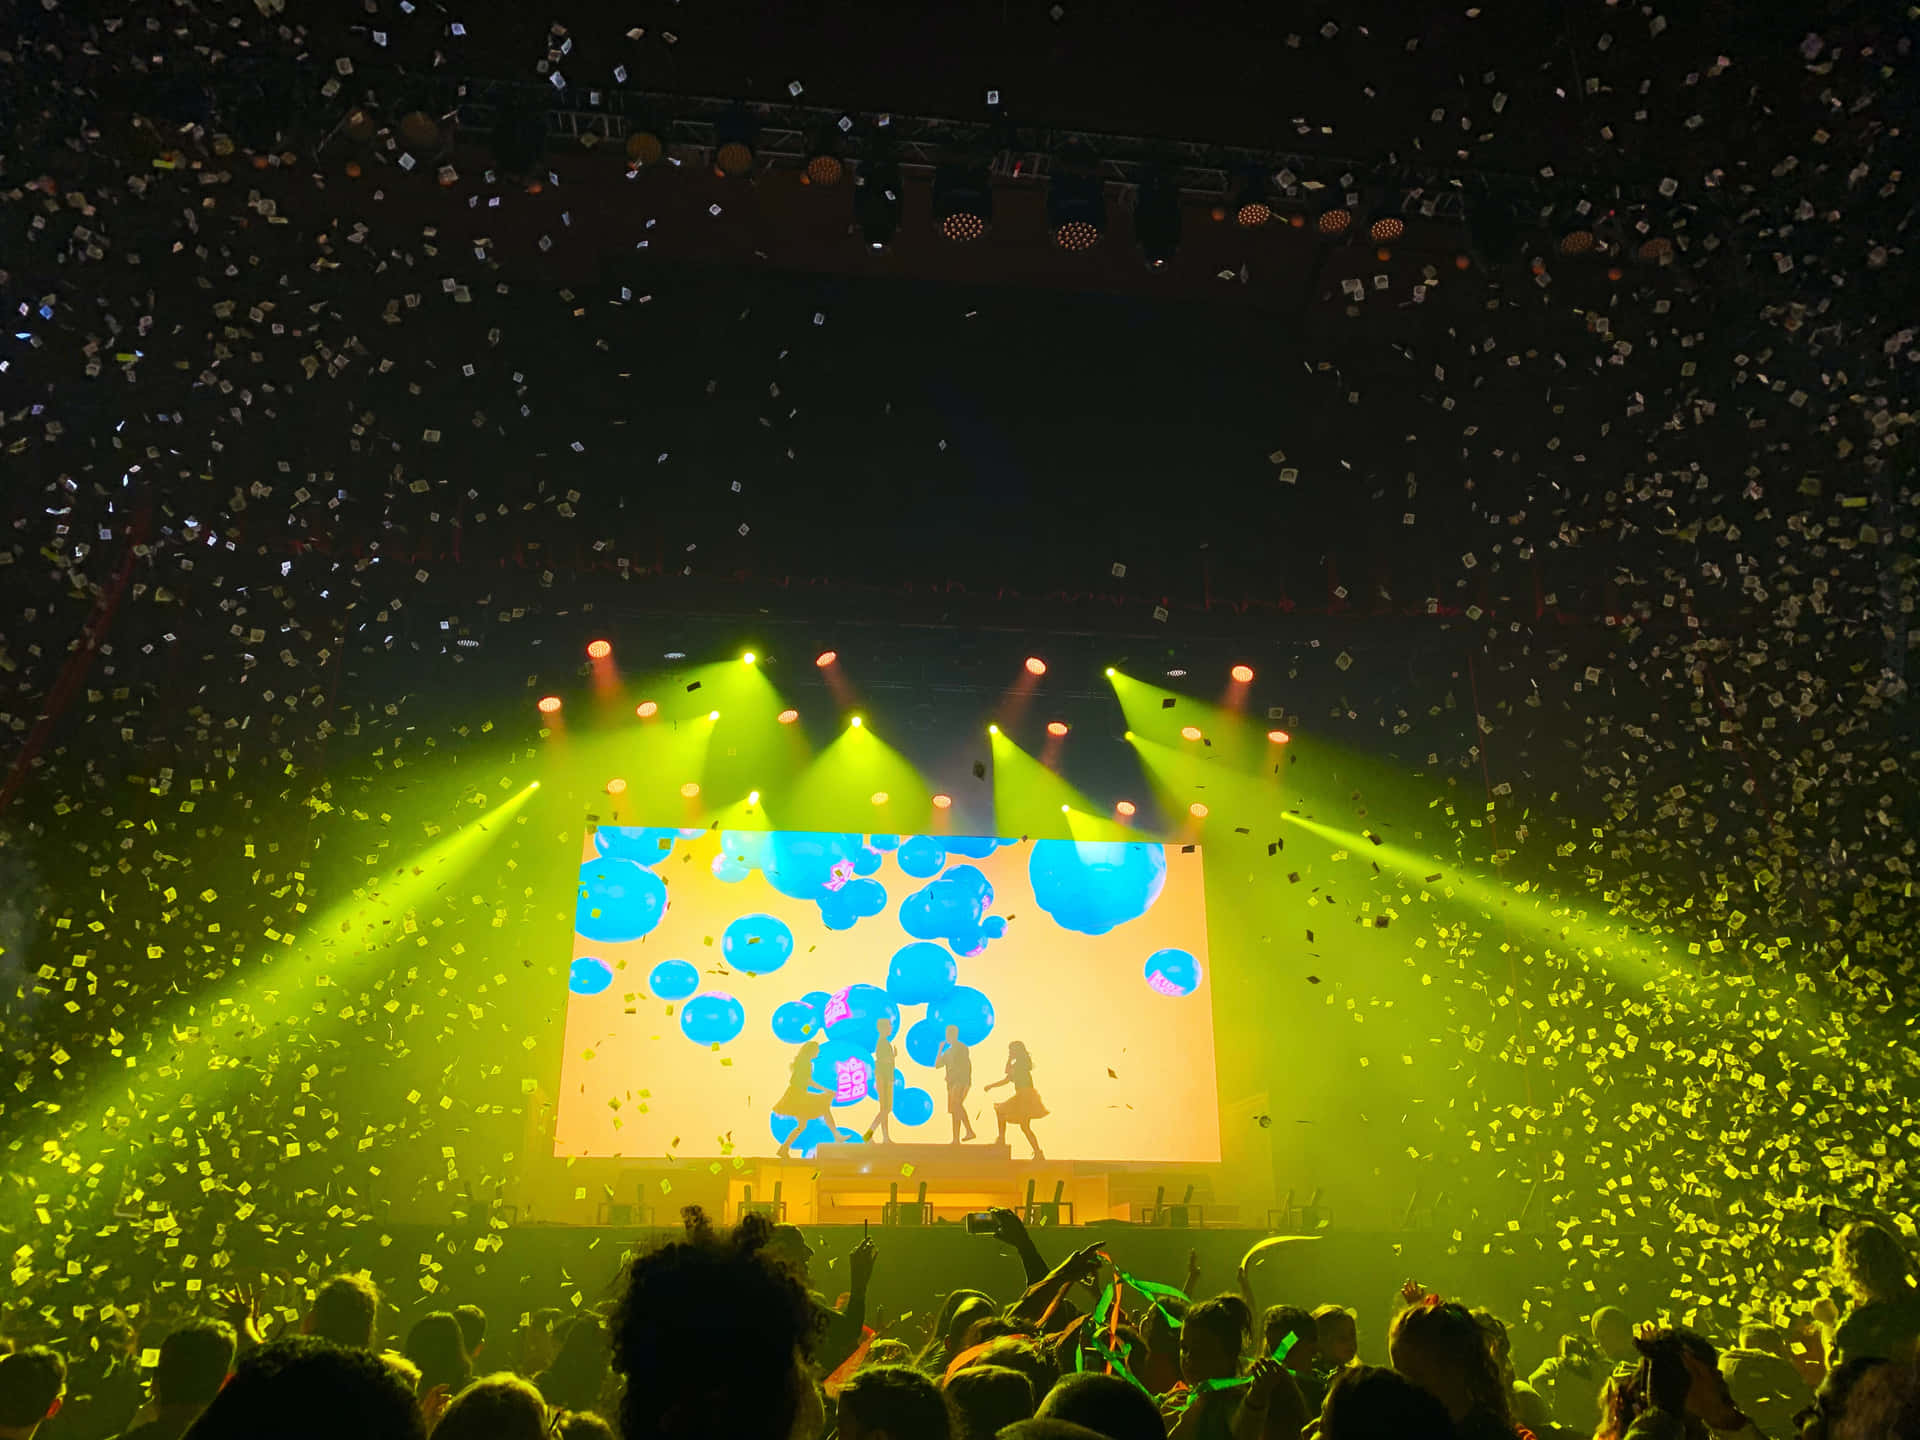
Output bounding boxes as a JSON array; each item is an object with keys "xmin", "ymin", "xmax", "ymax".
[{"xmin": 555, "ymin": 827, "xmax": 1220, "ymax": 1163}]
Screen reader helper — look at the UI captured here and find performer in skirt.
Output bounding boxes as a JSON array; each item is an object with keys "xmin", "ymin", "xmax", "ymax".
[
  {"xmin": 985, "ymin": 1040, "xmax": 1048, "ymax": 1159},
  {"xmin": 773, "ymin": 1040, "xmax": 837, "ymax": 1160}
]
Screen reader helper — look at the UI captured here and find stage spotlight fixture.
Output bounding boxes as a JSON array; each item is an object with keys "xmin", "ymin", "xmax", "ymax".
[
  {"xmin": 933, "ymin": 162, "xmax": 993, "ymax": 242},
  {"xmin": 681, "ymin": 782, "xmax": 701, "ymax": 798},
  {"xmin": 932, "ymin": 793, "xmax": 953, "ymax": 809},
  {"xmin": 626, "ymin": 128, "xmax": 664, "ymax": 169},
  {"xmin": 1046, "ymin": 721, "xmax": 1069, "ymax": 736},
  {"xmin": 1166, "ymin": 667, "xmax": 1188, "ymax": 678},
  {"xmin": 1232, "ymin": 171, "xmax": 1272, "ymax": 228},
  {"xmin": 708, "ymin": 710, "xmax": 720, "ymax": 721},
  {"xmin": 1105, "ymin": 667, "xmax": 1117, "ymax": 677},
  {"xmin": 1314, "ymin": 191, "xmax": 1352, "ymax": 236},
  {"xmin": 1267, "ymin": 729, "xmax": 1292, "ymax": 744},
  {"xmin": 1189, "ymin": 802, "xmax": 1209, "ymax": 818},
  {"xmin": 871, "ymin": 791, "xmax": 889, "ymax": 805},
  {"xmin": 1370, "ymin": 214, "xmax": 1405, "ymax": 243},
  {"xmin": 1116, "ymin": 800, "xmax": 1137, "ymax": 817},
  {"xmin": 537, "ymin": 695, "xmax": 562, "ymax": 714},
  {"xmin": 400, "ymin": 108, "xmax": 445, "ymax": 149},
  {"xmin": 636, "ymin": 701, "xmax": 658, "ymax": 718},
  {"xmin": 850, "ymin": 716, "xmax": 864, "ymax": 728},
  {"xmin": 1060, "ymin": 804, "xmax": 1071, "ymax": 814},
  {"xmin": 748, "ymin": 790, "xmax": 761, "ymax": 805},
  {"xmin": 815, "ymin": 650, "xmax": 838, "ymax": 667},
  {"xmin": 606, "ymin": 778, "xmax": 628, "ymax": 796},
  {"xmin": 586, "ymin": 639, "xmax": 612, "ymax": 660},
  {"xmin": 714, "ymin": 106, "xmax": 757, "ymax": 178},
  {"xmin": 1024, "ymin": 657, "xmax": 1048, "ymax": 676},
  {"xmin": 988, "ymin": 724, "xmax": 1000, "ymax": 735},
  {"xmin": 1134, "ymin": 169, "xmax": 1182, "ymax": 268},
  {"xmin": 1123, "ymin": 730, "xmax": 1135, "ymax": 741},
  {"xmin": 802, "ymin": 124, "xmax": 848, "ymax": 186},
  {"xmin": 1558, "ymin": 224, "xmax": 1596, "ymax": 255},
  {"xmin": 1230, "ymin": 664, "xmax": 1254, "ymax": 683},
  {"xmin": 742, "ymin": 652, "xmax": 757, "ymax": 665},
  {"xmin": 777, "ymin": 709, "xmax": 799, "ymax": 725},
  {"xmin": 855, "ymin": 158, "xmax": 903, "ymax": 249},
  {"xmin": 1047, "ymin": 171, "xmax": 1106, "ymax": 251},
  {"xmin": 1180, "ymin": 725, "xmax": 1203, "ymax": 741},
  {"xmin": 1637, "ymin": 233, "xmax": 1674, "ymax": 264}
]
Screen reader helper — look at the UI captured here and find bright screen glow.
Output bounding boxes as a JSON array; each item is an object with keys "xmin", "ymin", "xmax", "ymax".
[{"xmin": 556, "ymin": 826, "xmax": 1220, "ymax": 1162}]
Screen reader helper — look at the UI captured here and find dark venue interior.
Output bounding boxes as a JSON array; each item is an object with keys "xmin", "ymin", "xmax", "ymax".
[{"xmin": 1, "ymin": 2, "xmax": 1915, "ymax": 1440}]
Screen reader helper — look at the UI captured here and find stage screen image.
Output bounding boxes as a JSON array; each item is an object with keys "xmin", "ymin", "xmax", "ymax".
[{"xmin": 554, "ymin": 827, "xmax": 1221, "ymax": 1163}]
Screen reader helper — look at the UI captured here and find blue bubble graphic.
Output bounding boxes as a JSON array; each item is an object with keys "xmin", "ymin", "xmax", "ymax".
[
  {"xmin": 900, "ymin": 864, "xmax": 1008, "ymax": 957},
  {"xmin": 1028, "ymin": 840, "xmax": 1168, "ymax": 936},
  {"xmin": 1144, "ymin": 948, "xmax": 1202, "ymax": 997},
  {"xmin": 680, "ymin": 991, "xmax": 746, "ymax": 1046},
  {"xmin": 771, "ymin": 999, "xmax": 823, "ymax": 1044},
  {"xmin": 569, "ymin": 957, "xmax": 613, "ymax": 995},
  {"xmin": 867, "ymin": 834, "xmax": 902, "ymax": 852},
  {"xmin": 713, "ymin": 830, "xmax": 773, "ymax": 884},
  {"xmin": 576, "ymin": 858, "xmax": 669, "ymax": 943},
  {"xmin": 895, "ymin": 835, "xmax": 949, "ymax": 879},
  {"xmin": 594, "ymin": 826, "xmax": 702, "ymax": 867},
  {"xmin": 648, "ymin": 959, "xmax": 700, "ymax": 1001},
  {"xmin": 711, "ymin": 830, "xmax": 894, "ymax": 928},
  {"xmin": 893, "ymin": 1085, "xmax": 935, "ymax": 1126},
  {"xmin": 904, "ymin": 1016, "xmax": 948, "ymax": 1068},
  {"xmin": 818, "ymin": 876, "xmax": 888, "ymax": 932},
  {"xmin": 932, "ymin": 985, "xmax": 995, "ymax": 1046},
  {"xmin": 886, "ymin": 941, "xmax": 959, "ymax": 1006},
  {"xmin": 722, "ymin": 913, "xmax": 794, "ymax": 975}
]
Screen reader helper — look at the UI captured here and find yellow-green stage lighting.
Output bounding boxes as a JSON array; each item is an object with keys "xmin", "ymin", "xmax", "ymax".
[
  {"xmin": 743, "ymin": 652, "xmax": 757, "ymax": 665},
  {"xmin": 988, "ymin": 724, "xmax": 999, "ymax": 735},
  {"xmin": 1106, "ymin": 667, "xmax": 1117, "ymax": 677},
  {"xmin": 851, "ymin": 715, "xmax": 864, "ymax": 728},
  {"xmin": 709, "ymin": 710, "xmax": 721, "ymax": 721},
  {"xmin": 749, "ymin": 790, "xmax": 761, "ymax": 805}
]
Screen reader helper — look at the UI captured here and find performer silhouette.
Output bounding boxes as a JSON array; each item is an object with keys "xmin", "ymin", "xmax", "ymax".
[
  {"xmin": 773, "ymin": 1040, "xmax": 837, "ymax": 1160},
  {"xmin": 986, "ymin": 1040, "xmax": 1048, "ymax": 1159},
  {"xmin": 934, "ymin": 1025, "xmax": 978, "ymax": 1144},
  {"xmin": 863, "ymin": 1015, "xmax": 897, "ymax": 1144}
]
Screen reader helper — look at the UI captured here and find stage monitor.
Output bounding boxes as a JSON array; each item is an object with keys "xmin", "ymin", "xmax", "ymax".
[{"xmin": 555, "ymin": 827, "xmax": 1220, "ymax": 1163}]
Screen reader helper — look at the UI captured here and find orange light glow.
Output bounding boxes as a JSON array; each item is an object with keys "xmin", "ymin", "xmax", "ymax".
[
  {"xmin": 606, "ymin": 778, "xmax": 628, "ymax": 795},
  {"xmin": 932, "ymin": 794, "xmax": 953, "ymax": 809},
  {"xmin": 1046, "ymin": 721, "xmax": 1069, "ymax": 736},
  {"xmin": 815, "ymin": 650, "xmax": 838, "ymax": 668},
  {"xmin": 680, "ymin": 782, "xmax": 700, "ymax": 798},
  {"xmin": 1116, "ymin": 801, "xmax": 1137, "ymax": 817},
  {"xmin": 1024, "ymin": 657, "xmax": 1048, "ymax": 676},
  {"xmin": 635, "ymin": 701, "xmax": 658, "ymax": 718},
  {"xmin": 777, "ymin": 709, "xmax": 799, "ymax": 725},
  {"xmin": 1189, "ymin": 803, "xmax": 1209, "ymax": 818},
  {"xmin": 1268, "ymin": 729, "xmax": 1291, "ymax": 744},
  {"xmin": 537, "ymin": 696, "xmax": 563, "ymax": 714},
  {"xmin": 1180, "ymin": 725, "xmax": 1203, "ymax": 741},
  {"xmin": 1230, "ymin": 664, "xmax": 1255, "ymax": 683},
  {"xmin": 586, "ymin": 639, "xmax": 612, "ymax": 660}
]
